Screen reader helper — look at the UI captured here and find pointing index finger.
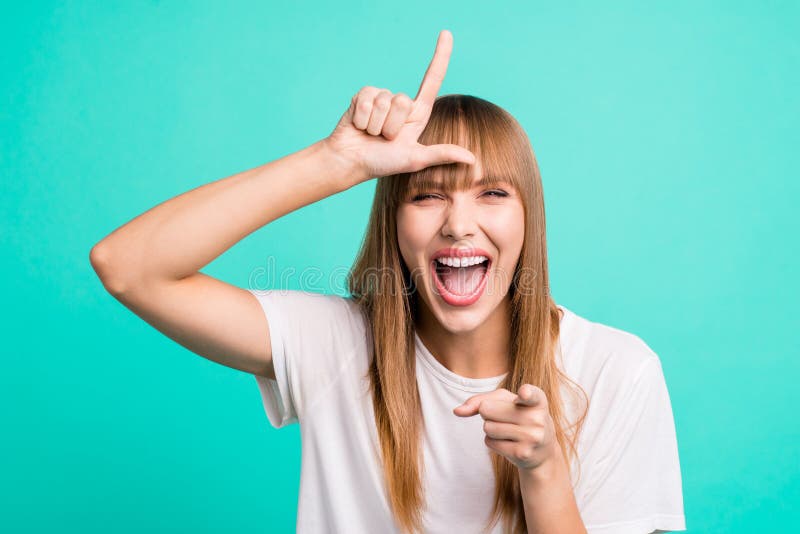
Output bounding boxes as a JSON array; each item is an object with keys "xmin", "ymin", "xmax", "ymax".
[{"xmin": 414, "ymin": 29, "xmax": 453, "ymax": 107}]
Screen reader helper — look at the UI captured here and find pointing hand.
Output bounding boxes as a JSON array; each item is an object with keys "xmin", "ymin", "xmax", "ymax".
[{"xmin": 453, "ymin": 384, "xmax": 559, "ymax": 473}]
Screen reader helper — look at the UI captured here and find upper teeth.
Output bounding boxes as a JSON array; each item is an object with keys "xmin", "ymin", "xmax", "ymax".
[{"xmin": 435, "ymin": 255, "xmax": 489, "ymax": 268}]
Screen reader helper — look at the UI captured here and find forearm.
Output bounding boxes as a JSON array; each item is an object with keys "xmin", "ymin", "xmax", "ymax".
[
  {"xmin": 90, "ymin": 139, "xmax": 359, "ymax": 293},
  {"xmin": 519, "ymin": 449, "xmax": 587, "ymax": 534}
]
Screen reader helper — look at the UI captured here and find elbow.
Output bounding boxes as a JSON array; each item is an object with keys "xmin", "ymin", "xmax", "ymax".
[{"xmin": 89, "ymin": 241, "xmax": 130, "ymax": 296}]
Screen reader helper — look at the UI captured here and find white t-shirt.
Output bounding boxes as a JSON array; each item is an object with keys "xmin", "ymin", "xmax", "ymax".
[{"xmin": 249, "ymin": 289, "xmax": 686, "ymax": 534}]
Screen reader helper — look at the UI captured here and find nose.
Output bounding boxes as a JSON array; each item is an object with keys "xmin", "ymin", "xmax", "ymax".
[{"xmin": 441, "ymin": 195, "xmax": 478, "ymax": 241}]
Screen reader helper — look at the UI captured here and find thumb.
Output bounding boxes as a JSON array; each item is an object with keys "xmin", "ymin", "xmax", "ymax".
[{"xmin": 414, "ymin": 143, "xmax": 476, "ymax": 169}]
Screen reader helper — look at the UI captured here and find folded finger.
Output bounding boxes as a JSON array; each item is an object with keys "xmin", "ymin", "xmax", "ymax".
[
  {"xmin": 483, "ymin": 420, "xmax": 523, "ymax": 441},
  {"xmin": 366, "ymin": 90, "xmax": 393, "ymax": 136},
  {"xmin": 381, "ymin": 93, "xmax": 413, "ymax": 140},
  {"xmin": 352, "ymin": 86, "xmax": 381, "ymax": 130},
  {"xmin": 478, "ymin": 400, "xmax": 520, "ymax": 424}
]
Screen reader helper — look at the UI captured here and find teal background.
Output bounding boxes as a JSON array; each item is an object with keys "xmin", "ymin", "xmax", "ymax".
[{"xmin": 2, "ymin": 1, "xmax": 798, "ymax": 532}]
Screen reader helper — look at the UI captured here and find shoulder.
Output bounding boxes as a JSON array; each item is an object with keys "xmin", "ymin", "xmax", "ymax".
[{"xmin": 557, "ymin": 305, "xmax": 660, "ymax": 387}]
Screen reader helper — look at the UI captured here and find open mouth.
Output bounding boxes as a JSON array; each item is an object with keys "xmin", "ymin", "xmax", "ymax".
[{"xmin": 431, "ymin": 255, "xmax": 491, "ymax": 306}]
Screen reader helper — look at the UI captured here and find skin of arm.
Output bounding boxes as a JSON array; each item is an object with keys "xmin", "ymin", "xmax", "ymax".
[
  {"xmin": 88, "ymin": 29, "xmax": 473, "ymax": 380},
  {"xmin": 90, "ymin": 30, "xmax": 471, "ymax": 297},
  {"xmin": 90, "ymin": 139, "xmax": 359, "ymax": 294},
  {"xmin": 519, "ymin": 448, "xmax": 587, "ymax": 534}
]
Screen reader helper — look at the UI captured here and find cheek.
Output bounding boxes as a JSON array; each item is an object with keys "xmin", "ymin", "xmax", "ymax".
[
  {"xmin": 486, "ymin": 205, "xmax": 525, "ymax": 248},
  {"xmin": 484, "ymin": 207, "xmax": 524, "ymax": 286},
  {"xmin": 396, "ymin": 210, "xmax": 430, "ymax": 266}
]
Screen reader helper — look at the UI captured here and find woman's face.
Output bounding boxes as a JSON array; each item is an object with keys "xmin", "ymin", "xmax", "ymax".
[{"xmin": 396, "ymin": 161, "xmax": 525, "ymax": 335}]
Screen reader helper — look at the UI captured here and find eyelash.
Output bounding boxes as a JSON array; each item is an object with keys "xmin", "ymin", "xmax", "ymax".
[{"xmin": 411, "ymin": 190, "xmax": 509, "ymax": 202}]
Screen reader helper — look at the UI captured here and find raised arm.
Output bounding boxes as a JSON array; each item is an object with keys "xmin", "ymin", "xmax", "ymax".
[{"xmin": 89, "ymin": 29, "xmax": 474, "ymax": 379}]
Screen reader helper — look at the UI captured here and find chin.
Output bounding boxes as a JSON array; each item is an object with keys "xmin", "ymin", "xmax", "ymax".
[{"xmin": 425, "ymin": 291, "xmax": 492, "ymax": 332}]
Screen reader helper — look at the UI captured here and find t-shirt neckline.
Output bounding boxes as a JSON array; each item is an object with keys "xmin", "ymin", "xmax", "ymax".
[
  {"xmin": 413, "ymin": 304, "xmax": 571, "ymax": 393},
  {"xmin": 414, "ymin": 331, "xmax": 507, "ymax": 392}
]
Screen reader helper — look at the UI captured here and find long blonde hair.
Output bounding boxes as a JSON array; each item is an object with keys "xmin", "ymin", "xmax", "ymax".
[{"xmin": 347, "ymin": 94, "xmax": 589, "ymax": 534}]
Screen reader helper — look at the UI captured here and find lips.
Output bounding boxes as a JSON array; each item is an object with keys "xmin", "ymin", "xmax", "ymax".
[{"xmin": 430, "ymin": 247, "xmax": 492, "ymax": 307}]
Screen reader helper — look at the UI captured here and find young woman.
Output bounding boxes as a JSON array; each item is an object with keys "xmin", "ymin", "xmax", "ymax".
[{"xmin": 90, "ymin": 30, "xmax": 685, "ymax": 534}]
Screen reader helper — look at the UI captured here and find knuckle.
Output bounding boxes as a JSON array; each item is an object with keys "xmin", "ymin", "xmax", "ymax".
[
  {"xmin": 516, "ymin": 445, "xmax": 534, "ymax": 463},
  {"xmin": 392, "ymin": 92, "xmax": 412, "ymax": 107},
  {"xmin": 357, "ymin": 98, "xmax": 372, "ymax": 113},
  {"xmin": 523, "ymin": 411, "xmax": 541, "ymax": 427},
  {"xmin": 375, "ymin": 91, "xmax": 392, "ymax": 109},
  {"xmin": 524, "ymin": 427, "xmax": 541, "ymax": 444},
  {"xmin": 535, "ymin": 412, "xmax": 547, "ymax": 426}
]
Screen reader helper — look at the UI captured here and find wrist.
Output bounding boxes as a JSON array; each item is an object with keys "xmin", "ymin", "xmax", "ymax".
[
  {"xmin": 316, "ymin": 137, "xmax": 368, "ymax": 190},
  {"xmin": 518, "ymin": 449, "xmax": 566, "ymax": 486}
]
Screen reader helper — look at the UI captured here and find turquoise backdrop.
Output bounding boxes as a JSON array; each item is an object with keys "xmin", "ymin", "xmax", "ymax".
[{"xmin": 2, "ymin": 1, "xmax": 798, "ymax": 532}]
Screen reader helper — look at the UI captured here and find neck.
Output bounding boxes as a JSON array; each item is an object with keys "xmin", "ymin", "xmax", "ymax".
[{"xmin": 415, "ymin": 296, "xmax": 512, "ymax": 379}]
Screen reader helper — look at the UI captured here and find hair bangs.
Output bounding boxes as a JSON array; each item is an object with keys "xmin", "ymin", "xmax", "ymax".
[{"xmin": 390, "ymin": 95, "xmax": 530, "ymax": 205}]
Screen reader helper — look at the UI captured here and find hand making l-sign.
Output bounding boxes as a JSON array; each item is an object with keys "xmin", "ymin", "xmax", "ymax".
[{"xmin": 324, "ymin": 29, "xmax": 476, "ymax": 185}]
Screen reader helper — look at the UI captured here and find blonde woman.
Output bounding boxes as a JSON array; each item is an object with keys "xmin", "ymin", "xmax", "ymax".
[{"xmin": 90, "ymin": 30, "xmax": 685, "ymax": 534}]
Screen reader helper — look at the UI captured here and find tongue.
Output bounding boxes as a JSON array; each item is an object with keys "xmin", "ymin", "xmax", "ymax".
[{"xmin": 438, "ymin": 264, "xmax": 486, "ymax": 295}]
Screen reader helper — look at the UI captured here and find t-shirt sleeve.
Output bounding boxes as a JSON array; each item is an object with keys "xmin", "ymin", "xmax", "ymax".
[
  {"xmin": 247, "ymin": 288, "xmax": 365, "ymax": 429},
  {"xmin": 579, "ymin": 356, "xmax": 686, "ymax": 534}
]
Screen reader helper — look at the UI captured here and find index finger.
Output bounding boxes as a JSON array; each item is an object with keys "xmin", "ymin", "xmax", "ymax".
[
  {"xmin": 414, "ymin": 29, "xmax": 453, "ymax": 106},
  {"xmin": 453, "ymin": 388, "xmax": 516, "ymax": 416}
]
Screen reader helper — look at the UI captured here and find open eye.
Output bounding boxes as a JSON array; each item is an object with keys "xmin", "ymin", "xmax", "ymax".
[{"xmin": 483, "ymin": 189, "xmax": 509, "ymax": 198}]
